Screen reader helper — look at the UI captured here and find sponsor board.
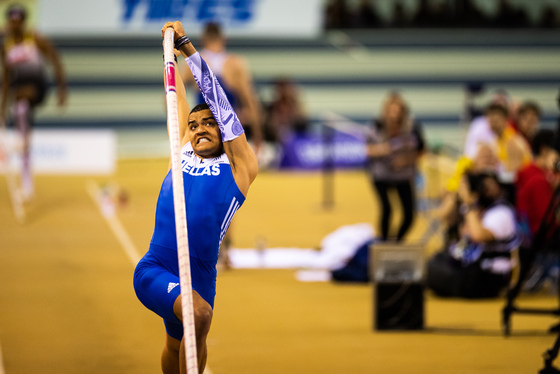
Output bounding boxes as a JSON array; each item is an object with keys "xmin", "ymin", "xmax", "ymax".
[
  {"xmin": 38, "ymin": 0, "xmax": 322, "ymax": 38},
  {"xmin": 0, "ymin": 129, "xmax": 116, "ymax": 175}
]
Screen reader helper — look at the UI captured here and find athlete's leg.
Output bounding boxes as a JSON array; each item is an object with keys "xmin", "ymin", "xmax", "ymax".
[
  {"xmin": 163, "ymin": 290, "xmax": 213, "ymax": 374},
  {"xmin": 14, "ymin": 85, "xmax": 38, "ymax": 200},
  {"xmin": 162, "ymin": 333, "xmax": 181, "ymax": 374},
  {"xmin": 14, "ymin": 98, "xmax": 32, "ymax": 199}
]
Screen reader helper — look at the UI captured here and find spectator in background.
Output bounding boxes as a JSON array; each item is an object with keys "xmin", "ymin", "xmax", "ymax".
[
  {"xmin": 390, "ymin": 2, "xmax": 409, "ymax": 28},
  {"xmin": 325, "ymin": 0, "xmax": 351, "ymax": 29},
  {"xmin": 427, "ymin": 171, "xmax": 519, "ymax": 298},
  {"xmin": 412, "ymin": 0, "xmax": 434, "ymax": 27},
  {"xmin": 352, "ymin": 0, "xmax": 381, "ymax": 29},
  {"xmin": 514, "ymin": 100, "xmax": 541, "ymax": 148},
  {"xmin": 366, "ymin": 93, "xmax": 424, "ymax": 242},
  {"xmin": 324, "ymin": 0, "xmax": 558, "ymax": 29},
  {"xmin": 485, "ymin": 103, "xmax": 532, "ymax": 177},
  {"xmin": 556, "ymin": 90, "xmax": 560, "ymax": 152},
  {"xmin": 515, "ymin": 129, "xmax": 560, "ymax": 293},
  {"xmin": 493, "ymin": 0, "xmax": 528, "ymax": 28},
  {"xmin": 263, "ymin": 78, "xmax": 308, "ymax": 144},
  {"xmin": 464, "ymin": 102, "xmax": 531, "ymax": 182},
  {"xmin": 1, "ymin": 3, "xmax": 67, "ymax": 200},
  {"xmin": 438, "ymin": 143, "xmax": 499, "ymax": 246},
  {"xmin": 516, "ymin": 129, "xmax": 560, "ymax": 241},
  {"xmin": 539, "ymin": 6, "xmax": 560, "ymax": 28},
  {"xmin": 463, "ymin": 90, "xmax": 512, "ymax": 160},
  {"xmin": 181, "ymin": 22, "xmax": 262, "ymax": 147},
  {"xmin": 458, "ymin": 0, "xmax": 489, "ymax": 27},
  {"xmin": 431, "ymin": 1, "xmax": 453, "ymax": 27}
]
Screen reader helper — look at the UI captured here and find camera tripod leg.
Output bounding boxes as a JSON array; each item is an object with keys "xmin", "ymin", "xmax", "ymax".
[
  {"xmin": 540, "ymin": 332, "xmax": 560, "ymax": 374},
  {"xmin": 502, "ymin": 305, "xmax": 512, "ymax": 336}
]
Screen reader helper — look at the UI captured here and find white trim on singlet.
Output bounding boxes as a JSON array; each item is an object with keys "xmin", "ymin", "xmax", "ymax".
[
  {"xmin": 220, "ymin": 196, "xmax": 240, "ymax": 245},
  {"xmin": 180, "ymin": 143, "xmax": 241, "ymax": 247},
  {"xmin": 181, "ymin": 142, "xmax": 230, "ymax": 167},
  {"xmin": 221, "ymin": 197, "xmax": 238, "ymax": 231}
]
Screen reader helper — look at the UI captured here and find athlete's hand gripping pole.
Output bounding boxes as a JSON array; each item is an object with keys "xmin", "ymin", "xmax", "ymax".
[{"xmin": 163, "ymin": 27, "xmax": 199, "ymax": 374}]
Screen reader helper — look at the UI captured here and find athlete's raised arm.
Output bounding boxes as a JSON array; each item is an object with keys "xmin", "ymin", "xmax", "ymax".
[{"xmin": 161, "ymin": 21, "xmax": 258, "ymax": 196}]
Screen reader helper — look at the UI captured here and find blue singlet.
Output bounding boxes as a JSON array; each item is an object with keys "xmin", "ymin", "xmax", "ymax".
[{"xmin": 133, "ymin": 142, "xmax": 245, "ymax": 340}]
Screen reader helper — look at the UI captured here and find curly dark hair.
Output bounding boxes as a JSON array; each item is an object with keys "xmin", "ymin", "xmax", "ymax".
[{"xmin": 189, "ymin": 103, "xmax": 210, "ymax": 114}]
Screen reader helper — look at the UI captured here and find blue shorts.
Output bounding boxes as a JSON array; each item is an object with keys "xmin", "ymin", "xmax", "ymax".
[{"xmin": 133, "ymin": 244, "xmax": 217, "ymax": 340}]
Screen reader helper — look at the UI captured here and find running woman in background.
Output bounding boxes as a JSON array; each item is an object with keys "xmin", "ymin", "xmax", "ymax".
[
  {"xmin": 134, "ymin": 21, "xmax": 258, "ymax": 374},
  {"xmin": 1, "ymin": 3, "xmax": 67, "ymax": 200}
]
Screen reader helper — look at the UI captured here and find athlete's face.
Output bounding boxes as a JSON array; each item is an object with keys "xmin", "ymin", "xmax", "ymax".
[{"xmin": 188, "ymin": 109, "xmax": 223, "ymax": 158}]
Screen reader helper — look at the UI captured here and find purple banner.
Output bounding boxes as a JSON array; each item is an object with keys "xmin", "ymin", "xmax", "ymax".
[{"xmin": 279, "ymin": 130, "xmax": 366, "ymax": 170}]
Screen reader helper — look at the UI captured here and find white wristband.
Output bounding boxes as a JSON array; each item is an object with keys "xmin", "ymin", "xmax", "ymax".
[{"xmin": 186, "ymin": 53, "xmax": 244, "ymax": 142}]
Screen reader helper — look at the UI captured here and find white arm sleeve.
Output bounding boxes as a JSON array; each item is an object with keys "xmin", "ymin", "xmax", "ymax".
[{"xmin": 185, "ymin": 52, "xmax": 244, "ymax": 142}]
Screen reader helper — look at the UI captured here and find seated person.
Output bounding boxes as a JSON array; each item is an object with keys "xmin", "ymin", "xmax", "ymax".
[
  {"xmin": 516, "ymin": 129, "xmax": 560, "ymax": 242},
  {"xmin": 514, "ymin": 129, "xmax": 560, "ymax": 291},
  {"xmin": 438, "ymin": 144, "xmax": 499, "ymax": 246},
  {"xmin": 427, "ymin": 171, "xmax": 520, "ymax": 298}
]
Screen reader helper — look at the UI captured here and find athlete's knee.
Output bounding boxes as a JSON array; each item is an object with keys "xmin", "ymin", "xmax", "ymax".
[
  {"xmin": 193, "ymin": 299, "xmax": 213, "ymax": 338},
  {"xmin": 173, "ymin": 291, "xmax": 214, "ymax": 337}
]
